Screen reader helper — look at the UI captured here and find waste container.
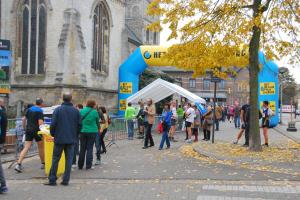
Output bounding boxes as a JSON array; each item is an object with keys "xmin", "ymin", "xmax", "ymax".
[{"xmin": 38, "ymin": 125, "xmax": 65, "ymax": 176}]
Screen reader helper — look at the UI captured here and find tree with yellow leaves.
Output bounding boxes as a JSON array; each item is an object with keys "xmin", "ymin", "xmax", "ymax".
[{"xmin": 148, "ymin": 0, "xmax": 300, "ymax": 151}]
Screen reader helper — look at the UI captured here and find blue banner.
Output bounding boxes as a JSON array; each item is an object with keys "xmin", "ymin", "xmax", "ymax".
[{"xmin": 0, "ymin": 50, "xmax": 11, "ymax": 66}]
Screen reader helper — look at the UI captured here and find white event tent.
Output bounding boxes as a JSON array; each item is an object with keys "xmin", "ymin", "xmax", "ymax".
[{"xmin": 127, "ymin": 78, "xmax": 206, "ymax": 105}]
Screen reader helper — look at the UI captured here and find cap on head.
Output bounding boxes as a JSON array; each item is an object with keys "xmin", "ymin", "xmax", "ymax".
[{"xmin": 36, "ymin": 98, "xmax": 44, "ymax": 106}]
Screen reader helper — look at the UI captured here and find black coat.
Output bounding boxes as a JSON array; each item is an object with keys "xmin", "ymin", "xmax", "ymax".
[
  {"xmin": 50, "ymin": 102, "xmax": 82, "ymax": 145},
  {"xmin": 0, "ymin": 107, "xmax": 8, "ymax": 144}
]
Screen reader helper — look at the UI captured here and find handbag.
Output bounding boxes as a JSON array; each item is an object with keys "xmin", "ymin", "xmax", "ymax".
[{"xmin": 157, "ymin": 122, "xmax": 163, "ymax": 134}]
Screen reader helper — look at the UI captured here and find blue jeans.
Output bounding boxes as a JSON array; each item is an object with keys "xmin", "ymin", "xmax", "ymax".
[
  {"xmin": 234, "ymin": 116, "xmax": 240, "ymax": 128},
  {"xmin": 159, "ymin": 127, "xmax": 170, "ymax": 149},
  {"xmin": 49, "ymin": 144, "xmax": 74, "ymax": 184},
  {"xmin": 78, "ymin": 133, "xmax": 96, "ymax": 169},
  {"xmin": 127, "ymin": 120, "xmax": 134, "ymax": 138},
  {"xmin": 215, "ymin": 120, "xmax": 219, "ymax": 130},
  {"xmin": 72, "ymin": 136, "xmax": 79, "ymax": 165}
]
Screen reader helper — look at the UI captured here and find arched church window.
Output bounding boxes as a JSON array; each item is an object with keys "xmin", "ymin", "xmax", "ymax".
[
  {"xmin": 92, "ymin": 2, "xmax": 110, "ymax": 73},
  {"xmin": 19, "ymin": 0, "xmax": 47, "ymax": 74}
]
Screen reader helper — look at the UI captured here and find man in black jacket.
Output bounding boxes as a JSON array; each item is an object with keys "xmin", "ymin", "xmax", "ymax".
[
  {"xmin": 45, "ymin": 93, "xmax": 81, "ymax": 186},
  {"xmin": 0, "ymin": 105, "xmax": 8, "ymax": 193}
]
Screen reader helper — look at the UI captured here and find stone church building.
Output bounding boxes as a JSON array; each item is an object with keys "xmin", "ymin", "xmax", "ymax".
[{"xmin": 0, "ymin": 0, "xmax": 159, "ymax": 111}]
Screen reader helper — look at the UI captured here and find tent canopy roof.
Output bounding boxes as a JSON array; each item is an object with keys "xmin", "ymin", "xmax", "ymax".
[{"xmin": 127, "ymin": 78, "xmax": 206, "ymax": 105}]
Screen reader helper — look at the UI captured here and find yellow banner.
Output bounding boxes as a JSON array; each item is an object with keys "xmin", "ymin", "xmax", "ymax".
[
  {"xmin": 260, "ymin": 101, "xmax": 276, "ymax": 114},
  {"xmin": 119, "ymin": 99, "xmax": 127, "ymax": 111},
  {"xmin": 120, "ymin": 82, "xmax": 132, "ymax": 94},
  {"xmin": 140, "ymin": 46, "xmax": 169, "ymax": 66},
  {"xmin": 260, "ymin": 82, "xmax": 275, "ymax": 95}
]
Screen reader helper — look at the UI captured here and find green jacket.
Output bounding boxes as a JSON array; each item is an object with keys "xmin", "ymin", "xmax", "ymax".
[
  {"xmin": 177, "ymin": 108, "xmax": 184, "ymax": 117},
  {"xmin": 125, "ymin": 106, "xmax": 136, "ymax": 120},
  {"xmin": 80, "ymin": 107, "xmax": 99, "ymax": 133}
]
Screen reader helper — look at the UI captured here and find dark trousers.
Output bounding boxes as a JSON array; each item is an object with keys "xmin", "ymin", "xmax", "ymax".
[
  {"xmin": 144, "ymin": 123, "xmax": 154, "ymax": 147},
  {"xmin": 215, "ymin": 120, "xmax": 219, "ymax": 130},
  {"xmin": 49, "ymin": 144, "xmax": 74, "ymax": 184},
  {"xmin": 72, "ymin": 136, "xmax": 79, "ymax": 165},
  {"xmin": 78, "ymin": 133, "xmax": 96, "ymax": 169},
  {"xmin": 245, "ymin": 124, "xmax": 250, "ymax": 145},
  {"xmin": 203, "ymin": 129, "xmax": 211, "ymax": 140},
  {"xmin": 96, "ymin": 129, "xmax": 107, "ymax": 160},
  {"xmin": 0, "ymin": 147, "xmax": 7, "ymax": 187}
]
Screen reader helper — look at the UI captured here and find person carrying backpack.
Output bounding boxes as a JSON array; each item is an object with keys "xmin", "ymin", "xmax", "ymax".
[
  {"xmin": 0, "ymin": 105, "xmax": 8, "ymax": 193},
  {"xmin": 159, "ymin": 104, "xmax": 172, "ymax": 150}
]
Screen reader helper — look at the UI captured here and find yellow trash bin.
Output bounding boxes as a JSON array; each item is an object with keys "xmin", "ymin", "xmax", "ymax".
[{"xmin": 39, "ymin": 130, "xmax": 65, "ymax": 176}]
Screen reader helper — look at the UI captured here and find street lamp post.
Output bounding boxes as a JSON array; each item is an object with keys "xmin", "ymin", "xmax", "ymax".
[{"xmin": 278, "ymin": 67, "xmax": 288, "ymax": 124}]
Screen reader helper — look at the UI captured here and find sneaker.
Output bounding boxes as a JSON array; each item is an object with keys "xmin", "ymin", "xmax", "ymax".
[
  {"xmin": 186, "ymin": 139, "xmax": 193, "ymax": 144},
  {"xmin": 72, "ymin": 164, "xmax": 77, "ymax": 169},
  {"xmin": 14, "ymin": 164, "xmax": 23, "ymax": 173},
  {"xmin": 40, "ymin": 163, "xmax": 45, "ymax": 170},
  {"xmin": 86, "ymin": 166, "xmax": 95, "ymax": 170},
  {"xmin": 233, "ymin": 140, "xmax": 238, "ymax": 145},
  {"xmin": 242, "ymin": 144, "xmax": 249, "ymax": 147},
  {"xmin": 262, "ymin": 143, "xmax": 269, "ymax": 147},
  {"xmin": 95, "ymin": 160, "xmax": 101, "ymax": 166},
  {"xmin": 0, "ymin": 186, "xmax": 8, "ymax": 194},
  {"xmin": 166, "ymin": 146, "xmax": 170, "ymax": 149}
]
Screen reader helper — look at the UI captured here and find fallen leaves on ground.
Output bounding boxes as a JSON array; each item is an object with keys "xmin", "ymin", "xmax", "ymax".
[{"xmin": 179, "ymin": 143, "xmax": 300, "ymax": 176}]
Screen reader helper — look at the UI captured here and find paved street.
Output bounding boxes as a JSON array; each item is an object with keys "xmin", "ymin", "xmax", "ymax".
[{"xmin": 1, "ymin": 118, "xmax": 300, "ymax": 200}]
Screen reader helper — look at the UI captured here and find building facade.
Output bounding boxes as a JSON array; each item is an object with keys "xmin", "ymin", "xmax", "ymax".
[
  {"xmin": 0, "ymin": 0, "xmax": 157, "ymax": 113},
  {"xmin": 156, "ymin": 67, "xmax": 250, "ymax": 106},
  {"xmin": 125, "ymin": 0, "xmax": 159, "ymax": 55}
]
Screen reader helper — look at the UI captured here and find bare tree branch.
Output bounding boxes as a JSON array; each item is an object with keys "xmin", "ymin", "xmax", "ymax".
[{"xmin": 261, "ymin": 0, "xmax": 272, "ymax": 12}]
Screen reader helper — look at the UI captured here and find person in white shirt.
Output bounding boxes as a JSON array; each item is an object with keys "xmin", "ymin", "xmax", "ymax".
[
  {"xmin": 261, "ymin": 101, "xmax": 274, "ymax": 147},
  {"xmin": 169, "ymin": 101, "xmax": 178, "ymax": 142},
  {"xmin": 185, "ymin": 103, "xmax": 195, "ymax": 144}
]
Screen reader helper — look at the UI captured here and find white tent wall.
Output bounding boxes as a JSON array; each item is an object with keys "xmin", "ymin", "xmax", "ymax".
[{"xmin": 127, "ymin": 79, "xmax": 206, "ymax": 105}]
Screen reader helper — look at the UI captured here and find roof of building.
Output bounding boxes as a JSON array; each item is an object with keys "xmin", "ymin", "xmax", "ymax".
[{"xmin": 126, "ymin": 24, "xmax": 143, "ymax": 46}]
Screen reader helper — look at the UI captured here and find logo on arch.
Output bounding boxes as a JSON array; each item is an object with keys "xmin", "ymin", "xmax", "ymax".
[{"xmin": 144, "ymin": 51, "xmax": 151, "ymax": 59}]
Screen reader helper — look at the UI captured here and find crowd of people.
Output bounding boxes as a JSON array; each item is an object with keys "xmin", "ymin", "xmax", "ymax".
[
  {"xmin": 8, "ymin": 93, "xmax": 111, "ymax": 186},
  {"xmin": 0, "ymin": 94, "xmax": 275, "ymax": 192}
]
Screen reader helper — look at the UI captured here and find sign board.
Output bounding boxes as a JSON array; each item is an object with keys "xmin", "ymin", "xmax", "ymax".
[
  {"xmin": 120, "ymin": 82, "xmax": 132, "ymax": 94},
  {"xmin": 260, "ymin": 82, "xmax": 275, "ymax": 95},
  {"xmin": 119, "ymin": 99, "xmax": 127, "ymax": 111},
  {"xmin": 0, "ymin": 40, "xmax": 11, "ymax": 67},
  {"xmin": 211, "ymin": 77, "xmax": 221, "ymax": 83}
]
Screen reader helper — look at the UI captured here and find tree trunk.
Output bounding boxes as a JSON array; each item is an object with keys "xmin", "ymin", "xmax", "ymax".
[{"xmin": 249, "ymin": 0, "xmax": 262, "ymax": 151}]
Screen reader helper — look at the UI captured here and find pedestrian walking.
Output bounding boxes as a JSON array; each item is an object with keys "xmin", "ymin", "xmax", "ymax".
[
  {"xmin": 15, "ymin": 98, "xmax": 45, "ymax": 173},
  {"xmin": 185, "ymin": 103, "xmax": 195, "ymax": 144},
  {"xmin": 0, "ymin": 104, "xmax": 8, "ymax": 193},
  {"xmin": 192, "ymin": 105, "xmax": 201, "ymax": 142},
  {"xmin": 72, "ymin": 104, "xmax": 83, "ymax": 168},
  {"xmin": 44, "ymin": 93, "xmax": 81, "ymax": 186},
  {"xmin": 214, "ymin": 105, "xmax": 222, "ymax": 131},
  {"xmin": 176, "ymin": 105, "xmax": 184, "ymax": 130},
  {"xmin": 202, "ymin": 106, "xmax": 213, "ymax": 141},
  {"xmin": 78, "ymin": 100, "xmax": 100, "ymax": 170},
  {"xmin": 143, "ymin": 99, "xmax": 155, "ymax": 149},
  {"xmin": 125, "ymin": 102, "xmax": 136, "ymax": 140},
  {"xmin": 233, "ymin": 103, "xmax": 250, "ymax": 146},
  {"xmin": 95, "ymin": 106, "xmax": 109, "ymax": 165},
  {"xmin": 136, "ymin": 101, "xmax": 145, "ymax": 139},
  {"xmin": 159, "ymin": 104, "xmax": 172, "ymax": 150},
  {"xmin": 261, "ymin": 101, "xmax": 274, "ymax": 147},
  {"xmin": 169, "ymin": 101, "xmax": 178, "ymax": 142},
  {"xmin": 234, "ymin": 105, "xmax": 241, "ymax": 128}
]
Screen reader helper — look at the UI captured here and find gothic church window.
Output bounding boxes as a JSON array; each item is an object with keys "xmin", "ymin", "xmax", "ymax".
[
  {"xmin": 92, "ymin": 2, "xmax": 110, "ymax": 73},
  {"xmin": 19, "ymin": 0, "xmax": 47, "ymax": 75}
]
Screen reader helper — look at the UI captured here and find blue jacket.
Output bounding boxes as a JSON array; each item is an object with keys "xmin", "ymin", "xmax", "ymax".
[
  {"xmin": 161, "ymin": 110, "xmax": 172, "ymax": 126},
  {"xmin": 50, "ymin": 102, "xmax": 81, "ymax": 145}
]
